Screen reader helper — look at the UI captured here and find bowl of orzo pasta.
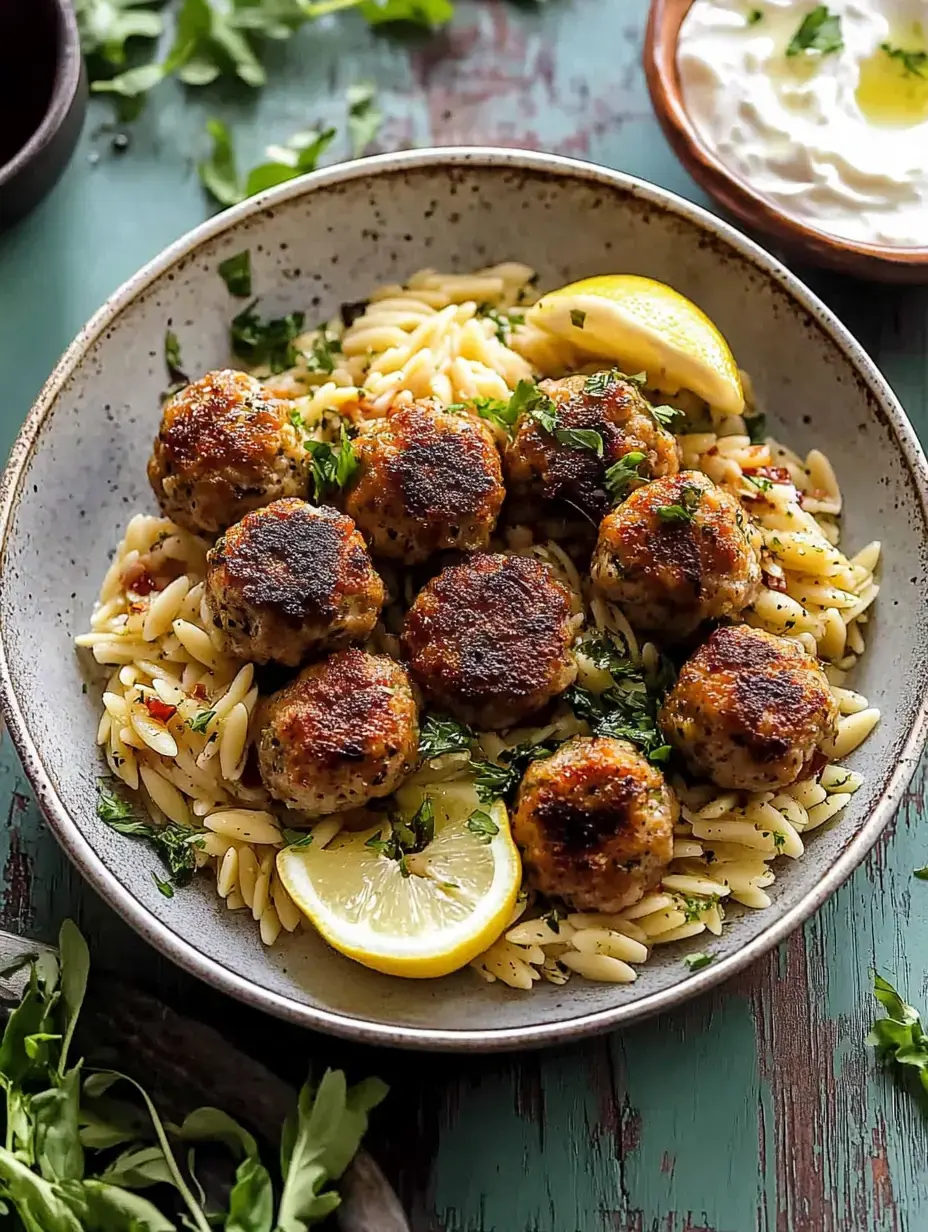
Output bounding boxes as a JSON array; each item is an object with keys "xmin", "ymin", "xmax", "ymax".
[{"xmin": 2, "ymin": 149, "xmax": 927, "ymax": 1050}]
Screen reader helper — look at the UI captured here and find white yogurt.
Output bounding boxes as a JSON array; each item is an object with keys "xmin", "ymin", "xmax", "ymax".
[{"xmin": 677, "ymin": 0, "xmax": 928, "ymax": 247}]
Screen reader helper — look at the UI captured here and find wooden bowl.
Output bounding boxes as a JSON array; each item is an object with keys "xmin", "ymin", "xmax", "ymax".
[{"xmin": 644, "ymin": 0, "xmax": 928, "ymax": 282}]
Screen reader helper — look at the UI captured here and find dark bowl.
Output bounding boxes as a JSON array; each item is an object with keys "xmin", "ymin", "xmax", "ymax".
[{"xmin": 0, "ymin": 0, "xmax": 87, "ymax": 229}]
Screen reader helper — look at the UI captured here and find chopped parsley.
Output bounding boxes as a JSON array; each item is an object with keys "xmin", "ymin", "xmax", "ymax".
[
  {"xmin": 564, "ymin": 642, "xmax": 674, "ymax": 765},
  {"xmin": 684, "ymin": 952, "xmax": 714, "ymax": 971},
  {"xmin": 161, "ymin": 328, "xmax": 188, "ymax": 402},
  {"xmin": 746, "ymin": 412, "xmax": 768, "ymax": 444},
  {"xmin": 747, "ymin": 8, "xmax": 764, "ymax": 25},
  {"xmin": 188, "ymin": 708, "xmax": 216, "ymax": 733},
  {"xmin": 365, "ymin": 798, "xmax": 435, "ymax": 876},
  {"xmin": 283, "ymin": 828, "xmax": 314, "ymax": 849},
  {"xmin": 652, "ymin": 404, "xmax": 686, "ymax": 430},
  {"xmin": 305, "ymin": 422, "xmax": 359, "ymax": 502},
  {"xmin": 542, "ymin": 907, "xmax": 568, "ymax": 933},
  {"xmin": 418, "ymin": 713, "xmax": 476, "ymax": 762},
  {"xmin": 465, "ymin": 809, "xmax": 500, "ymax": 844},
  {"xmin": 472, "ymin": 741, "xmax": 556, "ymax": 806},
  {"xmin": 508, "ymin": 380, "xmax": 558, "ymax": 433},
  {"xmin": 746, "ymin": 473, "xmax": 774, "ymax": 493},
  {"xmin": 478, "ymin": 305, "xmax": 524, "ymax": 345},
  {"xmin": 304, "ymin": 331, "xmax": 342, "ymax": 375},
  {"xmin": 656, "ymin": 484, "xmax": 702, "ymax": 524},
  {"xmin": 570, "ymin": 309, "xmax": 587, "ymax": 329},
  {"xmin": 96, "ymin": 779, "xmax": 201, "ymax": 888},
  {"xmin": 577, "ymin": 630, "xmax": 639, "ymax": 679},
  {"xmin": 881, "ymin": 43, "xmax": 928, "ymax": 77},
  {"xmin": 584, "ymin": 370, "xmax": 620, "ymax": 397},
  {"xmin": 555, "ymin": 426, "xmax": 604, "ymax": 456},
  {"xmin": 772, "ymin": 831, "xmax": 787, "ymax": 852},
  {"xmin": 446, "ymin": 394, "xmax": 521, "ymax": 437},
  {"xmin": 217, "ymin": 249, "xmax": 252, "ymax": 298},
  {"xmin": 604, "ymin": 450, "xmax": 647, "ymax": 503},
  {"xmin": 786, "ymin": 5, "xmax": 843, "ymax": 57},
  {"xmin": 229, "ymin": 299, "xmax": 305, "ymax": 373},
  {"xmin": 152, "ymin": 873, "xmax": 174, "ymax": 898}
]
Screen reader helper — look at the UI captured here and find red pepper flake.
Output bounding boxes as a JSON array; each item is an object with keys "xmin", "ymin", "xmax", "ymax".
[
  {"xmin": 192, "ymin": 682, "xmax": 208, "ymax": 701},
  {"xmin": 745, "ymin": 465, "xmax": 792, "ymax": 485},
  {"xmin": 763, "ymin": 570, "xmax": 788, "ymax": 593},
  {"xmin": 145, "ymin": 697, "xmax": 177, "ymax": 723}
]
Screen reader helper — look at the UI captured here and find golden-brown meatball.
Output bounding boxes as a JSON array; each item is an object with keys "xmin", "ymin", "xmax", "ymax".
[
  {"xmin": 512, "ymin": 736, "xmax": 677, "ymax": 912},
  {"xmin": 148, "ymin": 369, "xmax": 306, "ymax": 535},
  {"xmin": 402, "ymin": 553, "xmax": 580, "ymax": 730},
  {"xmin": 343, "ymin": 400, "xmax": 505, "ymax": 563},
  {"xmin": 659, "ymin": 625, "xmax": 838, "ymax": 791},
  {"xmin": 505, "ymin": 372, "xmax": 680, "ymax": 519},
  {"xmin": 204, "ymin": 498, "xmax": 384, "ymax": 667},
  {"xmin": 257, "ymin": 650, "xmax": 418, "ymax": 817},
  {"xmin": 591, "ymin": 470, "xmax": 762, "ymax": 641}
]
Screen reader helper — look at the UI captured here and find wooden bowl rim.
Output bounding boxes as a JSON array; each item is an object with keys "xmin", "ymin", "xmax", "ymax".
[{"xmin": 644, "ymin": 0, "xmax": 928, "ymax": 272}]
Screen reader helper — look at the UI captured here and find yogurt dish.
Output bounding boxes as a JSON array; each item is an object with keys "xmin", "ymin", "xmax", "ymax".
[{"xmin": 677, "ymin": 0, "xmax": 928, "ymax": 248}]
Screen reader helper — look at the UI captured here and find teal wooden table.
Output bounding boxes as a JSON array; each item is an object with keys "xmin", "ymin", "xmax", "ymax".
[{"xmin": 2, "ymin": 3, "xmax": 927, "ymax": 1228}]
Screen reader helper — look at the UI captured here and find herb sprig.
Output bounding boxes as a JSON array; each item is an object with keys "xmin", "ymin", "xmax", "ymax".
[
  {"xmin": 304, "ymin": 423, "xmax": 360, "ymax": 502},
  {"xmin": 868, "ymin": 970, "xmax": 928, "ymax": 1103},
  {"xmin": 229, "ymin": 299, "xmax": 305, "ymax": 373},
  {"xmin": 96, "ymin": 780, "xmax": 202, "ymax": 888},
  {"xmin": 786, "ymin": 5, "xmax": 843, "ymax": 57},
  {"xmin": 418, "ymin": 713, "xmax": 476, "ymax": 762},
  {"xmin": 656, "ymin": 483, "xmax": 702, "ymax": 524},
  {"xmin": 881, "ymin": 43, "xmax": 928, "ymax": 77}
]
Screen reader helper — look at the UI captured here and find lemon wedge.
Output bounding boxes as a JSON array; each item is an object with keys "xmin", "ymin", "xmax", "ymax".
[
  {"xmin": 276, "ymin": 784, "xmax": 521, "ymax": 979},
  {"xmin": 525, "ymin": 274, "xmax": 744, "ymax": 416}
]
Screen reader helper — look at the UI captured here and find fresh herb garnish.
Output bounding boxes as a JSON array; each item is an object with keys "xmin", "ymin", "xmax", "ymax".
[
  {"xmin": 188, "ymin": 708, "xmax": 216, "ymax": 733},
  {"xmin": 914, "ymin": 867, "xmax": 928, "ymax": 880},
  {"xmin": 465, "ymin": 809, "xmax": 500, "ymax": 844},
  {"xmin": 746, "ymin": 412, "xmax": 768, "ymax": 444},
  {"xmin": 577, "ymin": 630, "xmax": 638, "ymax": 679},
  {"xmin": 604, "ymin": 450, "xmax": 647, "ymax": 503},
  {"xmin": 283, "ymin": 828, "xmax": 314, "ymax": 849},
  {"xmin": 584, "ymin": 370, "xmax": 619, "ymax": 397},
  {"xmin": 199, "ymin": 117, "xmax": 338, "ymax": 208},
  {"xmin": 570, "ymin": 309, "xmax": 586, "ymax": 329},
  {"xmin": 305, "ymin": 423, "xmax": 359, "ymax": 502},
  {"xmin": 418, "ymin": 713, "xmax": 476, "ymax": 762},
  {"xmin": 652, "ymin": 404, "xmax": 686, "ymax": 430},
  {"xmin": 365, "ymin": 799, "xmax": 435, "ymax": 876},
  {"xmin": 507, "ymin": 379, "xmax": 558, "ymax": 433},
  {"xmin": 96, "ymin": 779, "xmax": 201, "ymax": 887},
  {"xmin": 867, "ymin": 971, "xmax": 928, "ymax": 1103},
  {"xmin": 564, "ymin": 641, "xmax": 674, "ymax": 765},
  {"xmin": 786, "ymin": 5, "xmax": 843, "ymax": 57},
  {"xmin": 555, "ymin": 427, "xmax": 604, "ymax": 456},
  {"xmin": 684, "ymin": 952, "xmax": 714, "ymax": 970},
  {"xmin": 217, "ymin": 249, "xmax": 252, "ymax": 298},
  {"xmin": 305, "ymin": 331, "xmax": 343, "ymax": 375},
  {"xmin": 229, "ymin": 299, "xmax": 305, "ymax": 373},
  {"xmin": 746, "ymin": 473, "xmax": 774, "ymax": 493},
  {"xmin": 656, "ymin": 484, "xmax": 702, "ymax": 524},
  {"xmin": 478, "ymin": 305, "xmax": 524, "ymax": 345},
  {"xmin": 471, "ymin": 742, "xmax": 556, "ymax": 806},
  {"xmin": 161, "ymin": 328, "xmax": 188, "ymax": 402},
  {"xmin": 347, "ymin": 82, "xmax": 383, "ymax": 157},
  {"xmin": 542, "ymin": 907, "xmax": 567, "ymax": 934},
  {"xmin": 881, "ymin": 43, "xmax": 928, "ymax": 77},
  {"xmin": 152, "ymin": 872, "xmax": 174, "ymax": 898},
  {"xmin": 747, "ymin": 8, "xmax": 763, "ymax": 24}
]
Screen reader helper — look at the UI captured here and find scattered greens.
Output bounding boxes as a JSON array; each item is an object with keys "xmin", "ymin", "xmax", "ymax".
[
  {"xmin": 465, "ymin": 809, "xmax": 500, "ymax": 844},
  {"xmin": 218, "ymin": 250, "xmax": 252, "ymax": 298},
  {"xmin": 745, "ymin": 473, "xmax": 774, "ymax": 493},
  {"xmin": 162, "ymin": 329, "xmax": 188, "ymax": 402},
  {"xmin": 304, "ymin": 424, "xmax": 360, "ymax": 502},
  {"xmin": 366, "ymin": 798, "xmax": 435, "ymax": 875},
  {"xmin": 188, "ymin": 708, "xmax": 216, "ymax": 734},
  {"xmin": 684, "ymin": 952, "xmax": 714, "ymax": 971},
  {"xmin": 304, "ymin": 331, "xmax": 343, "ymax": 376},
  {"xmin": 555, "ymin": 427, "xmax": 604, "ymax": 457},
  {"xmin": 418, "ymin": 713, "xmax": 476, "ymax": 762},
  {"xmin": 283, "ymin": 828, "xmax": 314, "ymax": 849},
  {"xmin": 786, "ymin": 5, "xmax": 843, "ymax": 57},
  {"xmin": 746, "ymin": 412, "xmax": 767, "ymax": 445},
  {"xmin": 200, "ymin": 118, "xmax": 338, "ymax": 208},
  {"xmin": 229, "ymin": 299, "xmax": 305, "ymax": 373},
  {"xmin": 747, "ymin": 8, "xmax": 764, "ymax": 24},
  {"xmin": 651, "ymin": 404, "xmax": 685, "ymax": 430},
  {"xmin": 881, "ymin": 43, "xmax": 928, "ymax": 77},
  {"xmin": 96, "ymin": 780, "xmax": 202, "ymax": 888},
  {"xmin": 915, "ymin": 868, "xmax": 928, "ymax": 881},
  {"xmin": 511, "ymin": 380, "xmax": 558, "ymax": 434},
  {"xmin": 346, "ymin": 82, "xmax": 384, "ymax": 157},
  {"xmin": 477, "ymin": 306, "xmax": 524, "ymax": 346},
  {"xmin": 656, "ymin": 483, "xmax": 702, "ymax": 525},
  {"xmin": 604, "ymin": 450, "xmax": 647, "ymax": 504},
  {"xmin": 0, "ymin": 919, "xmax": 386, "ymax": 1230},
  {"xmin": 472, "ymin": 742, "xmax": 556, "ymax": 807},
  {"xmin": 868, "ymin": 971, "xmax": 928, "ymax": 1102},
  {"xmin": 569, "ymin": 309, "xmax": 586, "ymax": 329}
]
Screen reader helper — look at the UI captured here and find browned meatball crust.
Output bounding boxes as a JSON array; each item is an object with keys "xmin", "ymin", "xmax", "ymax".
[
  {"xmin": 148, "ymin": 369, "xmax": 306, "ymax": 535},
  {"xmin": 659, "ymin": 625, "xmax": 839, "ymax": 791},
  {"xmin": 343, "ymin": 400, "xmax": 505, "ymax": 563},
  {"xmin": 505, "ymin": 371, "xmax": 680, "ymax": 519},
  {"xmin": 204, "ymin": 498, "xmax": 384, "ymax": 667},
  {"xmin": 591, "ymin": 470, "xmax": 762, "ymax": 641},
  {"xmin": 402, "ymin": 553, "xmax": 579, "ymax": 730},
  {"xmin": 512, "ymin": 737, "xmax": 677, "ymax": 913},
  {"xmin": 257, "ymin": 650, "xmax": 418, "ymax": 816}
]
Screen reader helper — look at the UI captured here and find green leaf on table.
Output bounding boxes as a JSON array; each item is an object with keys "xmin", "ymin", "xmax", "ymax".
[
  {"xmin": 199, "ymin": 118, "xmax": 243, "ymax": 208},
  {"xmin": 786, "ymin": 5, "xmax": 843, "ymax": 56},
  {"xmin": 201, "ymin": 120, "xmax": 338, "ymax": 208},
  {"xmin": 347, "ymin": 83, "xmax": 383, "ymax": 157},
  {"xmin": 359, "ymin": 0, "xmax": 455, "ymax": 26},
  {"xmin": 226, "ymin": 1153, "xmax": 275, "ymax": 1232},
  {"xmin": 58, "ymin": 919, "xmax": 89, "ymax": 1077},
  {"xmin": 417, "ymin": 713, "xmax": 476, "ymax": 762},
  {"xmin": 56, "ymin": 1177, "xmax": 177, "ymax": 1230},
  {"xmin": 32, "ymin": 1068, "xmax": 85, "ymax": 1184},
  {"xmin": 867, "ymin": 970, "xmax": 928, "ymax": 1103},
  {"xmin": 219, "ymin": 250, "xmax": 253, "ymax": 298},
  {"xmin": 75, "ymin": 0, "xmax": 165, "ymax": 70}
]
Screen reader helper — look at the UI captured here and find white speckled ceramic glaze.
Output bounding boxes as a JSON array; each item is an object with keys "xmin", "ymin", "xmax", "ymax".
[{"xmin": 2, "ymin": 150, "xmax": 927, "ymax": 1050}]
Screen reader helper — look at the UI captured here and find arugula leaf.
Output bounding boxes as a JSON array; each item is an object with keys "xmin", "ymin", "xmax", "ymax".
[
  {"xmin": 57, "ymin": 1177, "xmax": 177, "ymax": 1229},
  {"xmin": 465, "ymin": 809, "xmax": 499, "ymax": 844},
  {"xmin": 230, "ymin": 299, "xmax": 306, "ymax": 372},
  {"xmin": 347, "ymin": 82, "xmax": 383, "ymax": 157},
  {"xmin": 97, "ymin": 780, "xmax": 202, "ymax": 886},
  {"xmin": 57, "ymin": 920, "xmax": 89, "ymax": 1077},
  {"xmin": 200, "ymin": 119, "xmax": 338, "ymax": 208},
  {"xmin": 881, "ymin": 43, "xmax": 928, "ymax": 77},
  {"xmin": 219, "ymin": 250, "xmax": 252, "ymax": 298},
  {"xmin": 305, "ymin": 423, "xmax": 359, "ymax": 502},
  {"xmin": 786, "ymin": 5, "xmax": 843, "ymax": 57},
  {"xmin": 418, "ymin": 713, "xmax": 476, "ymax": 761},
  {"xmin": 656, "ymin": 483, "xmax": 702, "ymax": 524},
  {"xmin": 604, "ymin": 450, "xmax": 647, "ymax": 503},
  {"xmin": 554, "ymin": 427, "xmax": 604, "ymax": 456}
]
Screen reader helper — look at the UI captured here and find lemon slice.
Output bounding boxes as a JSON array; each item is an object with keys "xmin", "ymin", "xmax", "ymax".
[
  {"xmin": 526, "ymin": 274, "xmax": 744, "ymax": 416},
  {"xmin": 276, "ymin": 784, "xmax": 521, "ymax": 979}
]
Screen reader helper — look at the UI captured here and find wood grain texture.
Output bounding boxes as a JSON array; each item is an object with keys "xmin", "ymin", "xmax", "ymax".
[{"xmin": 1, "ymin": 2, "xmax": 927, "ymax": 1229}]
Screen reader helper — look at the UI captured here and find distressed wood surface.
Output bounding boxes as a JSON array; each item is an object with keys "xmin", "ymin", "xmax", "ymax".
[{"xmin": 1, "ymin": 2, "xmax": 927, "ymax": 1228}]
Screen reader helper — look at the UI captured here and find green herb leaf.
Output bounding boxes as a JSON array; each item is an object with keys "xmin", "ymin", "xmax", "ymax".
[
  {"xmin": 163, "ymin": 329, "xmax": 187, "ymax": 389},
  {"xmin": 747, "ymin": 8, "xmax": 763, "ymax": 24},
  {"xmin": 746, "ymin": 412, "xmax": 767, "ymax": 444},
  {"xmin": 656, "ymin": 483, "xmax": 702, "ymax": 524},
  {"xmin": 584, "ymin": 370, "xmax": 619, "ymax": 397},
  {"xmin": 188, "ymin": 708, "xmax": 216, "ymax": 734},
  {"xmin": 152, "ymin": 873, "xmax": 174, "ymax": 898},
  {"xmin": 786, "ymin": 5, "xmax": 843, "ymax": 57},
  {"xmin": 684, "ymin": 952, "xmax": 714, "ymax": 970},
  {"xmin": 219, "ymin": 250, "xmax": 252, "ymax": 298},
  {"xmin": 472, "ymin": 742, "xmax": 556, "ymax": 806},
  {"xmin": 58, "ymin": 920, "xmax": 89, "ymax": 1077},
  {"xmin": 570, "ymin": 309, "xmax": 586, "ymax": 329},
  {"xmin": 604, "ymin": 450, "xmax": 647, "ymax": 503},
  {"xmin": 564, "ymin": 645, "xmax": 675, "ymax": 764},
  {"xmin": 867, "ymin": 971, "xmax": 928, "ymax": 1104},
  {"xmin": 199, "ymin": 117, "xmax": 243, "ymax": 207},
  {"xmin": 745, "ymin": 473, "xmax": 774, "ymax": 493},
  {"xmin": 554, "ymin": 426, "xmax": 604, "ymax": 456},
  {"xmin": 283, "ymin": 829, "xmax": 314, "ymax": 849},
  {"xmin": 75, "ymin": 0, "xmax": 165, "ymax": 73},
  {"xmin": 465, "ymin": 809, "xmax": 499, "ymax": 844},
  {"xmin": 200, "ymin": 119, "xmax": 338, "ymax": 208},
  {"xmin": 448, "ymin": 394, "xmax": 522, "ymax": 436},
  {"xmin": 881, "ymin": 43, "xmax": 928, "ymax": 77},
  {"xmin": 505, "ymin": 378, "xmax": 559, "ymax": 434},
  {"xmin": 347, "ymin": 82, "xmax": 383, "ymax": 157},
  {"xmin": 914, "ymin": 867, "xmax": 928, "ymax": 880},
  {"xmin": 305, "ymin": 423, "xmax": 359, "ymax": 502},
  {"xmin": 418, "ymin": 713, "xmax": 476, "ymax": 761},
  {"xmin": 476, "ymin": 305, "xmax": 523, "ymax": 345},
  {"xmin": 230, "ymin": 299, "xmax": 306, "ymax": 373},
  {"xmin": 305, "ymin": 331, "xmax": 342, "ymax": 375},
  {"xmin": 651, "ymin": 404, "xmax": 685, "ymax": 430},
  {"xmin": 97, "ymin": 780, "xmax": 202, "ymax": 887},
  {"xmin": 57, "ymin": 1177, "xmax": 177, "ymax": 1230},
  {"xmin": 358, "ymin": 0, "xmax": 454, "ymax": 27}
]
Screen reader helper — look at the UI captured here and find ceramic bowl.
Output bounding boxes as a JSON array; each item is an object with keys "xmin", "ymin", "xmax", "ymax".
[
  {"xmin": 0, "ymin": 0, "xmax": 87, "ymax": 229},
  {"xmin": 2, "ymin": 148, "xmax": 927, "ymax": 1051},
  {"xmin": 644, "ymin": 0, "xmax": 928, "ymax": 282}
]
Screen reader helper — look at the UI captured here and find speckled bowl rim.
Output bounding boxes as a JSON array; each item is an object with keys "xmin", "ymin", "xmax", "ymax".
[{"xmin": 2, "ymin": 147, "xmax": 927, "ymax": 1051}]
